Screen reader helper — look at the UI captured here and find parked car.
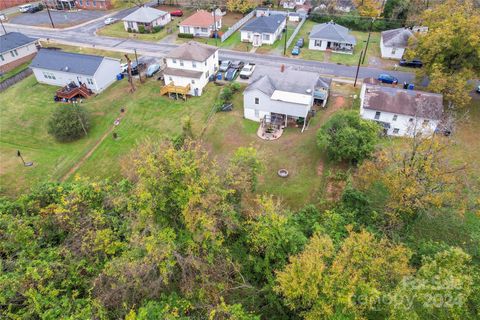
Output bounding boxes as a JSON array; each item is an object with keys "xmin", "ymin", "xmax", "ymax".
[
  {"xmin": 19, "ymin": 4, "xmax": 33, "ymax": 12},
  {"xmin": 104, "ymin": 17, "xmax": 117, "ymax": 25},
  {"xmin": 120, "ymin": 63, "xmax": 128, "ymax": 73},
  {"xmin": 295, "ymin": 37, "xmax": 304, "ymax": 48},
  {"xmin": 170, "ymin": 9, "xmax": 183, "ymax": 17},
  {"xmin": 131, "ymin": 62, "xmax": 146, "ymax": 76},
  {"xmin": 377, "ymin": 74, "xmax": 398, "ymax": 84},
  {"xmin": 230, "ymin": 61, "xmax": 245, "ymax": 70},
  {"xmin": 399, "ymin": 59, "xmax": 423, "ymax": 68},
  {"xmin": 476, "ymin": 85, "xmax": 480, "ymax": 94},
  {"xmin": 225, "ymin": 68, "xmax": 238, "ymax": 81},
  {"xmin": 219, "ymin": 60, "xmax": 231, "ymax": 72},
  {"xmin": 291, "ymin": 46, "xmax": 300, "ymax": 55},
  {"xmin": 146, "ymin": 63, "xmax": 160, "ymax": 77},
  {"xmin": 27, "ymin": 4, "xmax": 43, "ymax": 13},
  {"xmin": 239, "ymin": 63, "xmax": 256, "ymax": 79}
]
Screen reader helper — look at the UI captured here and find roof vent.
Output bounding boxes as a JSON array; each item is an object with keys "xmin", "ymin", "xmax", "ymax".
[
  {"xmin": 306, "ymin": 88, "xmax": 312, "ymax": 94},
  {"xmin": 65, "ymin": 66, "xmax": 69, "ymax": 71}
]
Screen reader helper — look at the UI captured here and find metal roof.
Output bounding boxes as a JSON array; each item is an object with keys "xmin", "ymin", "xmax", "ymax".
[
  {"xmin": 309, "ymin": 21, "xmax": 356, "ymax": 45},
  {"xmin": 381, "ymin": 28, "xmax": 415, "ymax": 48},
  {"xmin": 0, "ymin": 32, "xmax": 37, "ymax": 54},
  {"xmin": 241, "ymin": 15, "xmax": 286, "ymax": 34},
  {"xmin": 122, "ymin": 7, "xmax": 169, "ymax": 23},
  {"xmin": 30, "ymin": 49, "xmax": 104, "ymax": 76}
]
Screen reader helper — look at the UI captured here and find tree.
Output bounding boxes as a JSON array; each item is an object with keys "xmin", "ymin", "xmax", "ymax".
[
  {"xmin": 407, "ymin": 0, "xmax": 480, "ymax": 108},
  {"xmin": 275, "ymin": 229, "xmax": 412, "ymax": 319},
  {"xmin": 226, "ymin": 0, "xmax": 256, "ymax": 13},
  {"xmin": 227, "ymin": 146, "xmax": 262, "ymax": 197},
  {"xmin": 47, "ymin": 104, "xmax": 90, "ymax": 142},
  {"xmin": 317, "ymin": 110, "xmax": 380, "ymax": 163},
  {"xmin": 382, "ymin": 0, "xmax": 410, "ymax": 20},
  {"xmin": 352, "ymin": 0, "xmax": 382, "ymax": 16}
]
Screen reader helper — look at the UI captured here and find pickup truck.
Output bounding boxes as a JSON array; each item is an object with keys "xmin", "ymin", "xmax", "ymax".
[{"xmin": 239, "ymin": 63, "xmax": 256, "ymax": 79}]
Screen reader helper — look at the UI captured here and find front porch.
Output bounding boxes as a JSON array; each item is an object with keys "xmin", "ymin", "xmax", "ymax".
[{"xmin": 326, "ymin": 41, "xmax": 354, "ymax": 54}]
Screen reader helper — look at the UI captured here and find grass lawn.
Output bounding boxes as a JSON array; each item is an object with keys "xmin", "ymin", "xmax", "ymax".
[
  {"xmin": 40, "ymin": 41, "xmax": 128, "ymax": 60},
  {"xmin": 97, "ymin": 21, "xmax": 174, "ymax": 42},
  {"xmin": 0, "ymin": 62, "xmax": 30, "ymax": 82}
]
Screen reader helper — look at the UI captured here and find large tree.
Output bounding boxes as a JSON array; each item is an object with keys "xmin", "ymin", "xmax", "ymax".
[{"xmin": 408, "ymin": 0, "xmax": 480, "ymax": 108}]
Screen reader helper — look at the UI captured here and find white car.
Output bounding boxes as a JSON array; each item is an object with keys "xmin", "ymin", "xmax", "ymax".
[
  {"xmin": 120, "ymin": 63, "xmax": 128, "ymax": 73},
  {"xmin": 239, "ymin": 63, "xmax": 256, "ymax": 79},
  {"xmin": 104, "ymin": 17, "xmax": 117, "ymax": 25},
  {"xmin": 19, "ymin": 4, "xmax": 33, "ymax": 12}
]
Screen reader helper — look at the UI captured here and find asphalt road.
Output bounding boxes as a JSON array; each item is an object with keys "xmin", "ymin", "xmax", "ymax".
[{"xmin": 4, "ymin": 7, "xmax": 417, "ymax": 84}]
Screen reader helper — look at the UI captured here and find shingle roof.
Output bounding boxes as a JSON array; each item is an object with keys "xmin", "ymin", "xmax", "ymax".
[
  {"xmin": 381, "ymin": 28, "xmax": 415, "ymax": 48},
  {"xmin": 241, "ymin": 15, "xmax": 286, "ymax": 34},
  {"xmin": 246, "ymin": 68, "xmax": 320, "ymax": 96},
  {"xmin": 163, "ymin": 67, "xmax": 203, "ymax": 79},
  {"xmin": 30, "ymin": 49, "xmax": 104, "ymax": 76},
  {"xmin": 309, "ymin": 21, "xmax": 356, "ymax": 45},
  {"xmin": 0, "ymin": 32, "xmax": 37, "ymax": 54},
  {"xmin": 363, "ymin": 84, "xmax": 443, "ymax": 120},
  {"xmin": 179, "ymin": 10, "xmax": 218, "ymax": 27},
  {"xmin": 122, "ymin": 7, "xmax": 169, "ymax": 23},
  {"xmin": 166, "ymin": 41, "xmax": 217, "ymax": 62}
]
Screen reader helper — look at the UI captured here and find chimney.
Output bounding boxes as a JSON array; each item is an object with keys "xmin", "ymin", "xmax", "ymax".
[{"xmin": 280, "ymin": 64, "xmax": 285, "ymax": 72}]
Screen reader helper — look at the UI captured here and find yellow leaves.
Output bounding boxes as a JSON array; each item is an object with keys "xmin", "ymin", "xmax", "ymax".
[{"xmin": 352, "ymin": 0, "xmax": 382, "ymax": 17}]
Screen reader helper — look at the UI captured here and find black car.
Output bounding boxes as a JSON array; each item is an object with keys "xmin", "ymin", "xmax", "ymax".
[
  {"xmin": 296, "ymin": 37, "xmax": 304, "ymax": 48},
  {"xmin": 130, "ymin": 62, "xmax": 146, "ymax": 75},
  {"xmin": 27, "ymin": 4, "xmax": 43, "ymax": 13},
  {"xmin": 230, "ymin": 60, "xmax": 245, "ymax": 70},
  {"xmin": 399, "ymin": 59, "xmax": 423, "ymax": 68}
]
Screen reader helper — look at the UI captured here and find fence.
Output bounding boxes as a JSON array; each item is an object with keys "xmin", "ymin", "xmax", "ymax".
[
  {"xmin": 286, "ymin": 17, "xmax": 306, "ymax": 48},
  {"xmin": 221, "ymin": 10, "xmax": 255, "ymax": 43},
  {"xmin": 0, "ymin": 68, "xmax": 32, "ymax": 92}
]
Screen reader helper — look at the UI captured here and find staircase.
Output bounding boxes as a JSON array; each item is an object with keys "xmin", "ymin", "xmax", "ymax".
[{"xmin": 56, "ymin": 83, "xmax": 93, "ymax": 100}]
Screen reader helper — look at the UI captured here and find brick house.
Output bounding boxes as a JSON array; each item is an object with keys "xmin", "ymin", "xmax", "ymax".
[
  {"xmin": 76, "ymin": 0, "xmax": 112, "ymax": 10},
  {"xmin": 0, "ymin": 32, "xmax": 39, "ymax": 73}
]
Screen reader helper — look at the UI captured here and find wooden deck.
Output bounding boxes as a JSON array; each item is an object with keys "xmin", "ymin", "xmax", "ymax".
[
  {"xmin": 160, "ymin": 82, "xmax": 190, "ymax": 100},
  {"xmin": 56, "ymin": 83, "xmax": 92, "ymax": 100}
]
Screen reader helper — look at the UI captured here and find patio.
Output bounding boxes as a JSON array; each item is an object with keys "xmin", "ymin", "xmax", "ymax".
[{"xmin": 257, "ymin": 113, "xmax": 285, "ymax": 140}]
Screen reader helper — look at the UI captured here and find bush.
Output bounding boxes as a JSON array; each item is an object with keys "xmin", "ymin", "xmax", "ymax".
[
  {"xmin": 152, "ymin": 25, "xmax": 163, "ymax": 33},
  {"xmin": 127, "ymin": 27, "xmax": 132, "ymax": 33},
  {"xmin": 48, "ymin": 104, "xmax": 90, "ymax": 142},
  {"xmin": 138, "ymin": 25, "xmax": 145, "ymax": 34},
  {"xmin": 316, "ymin": 110, "xmax": 380, "ymax": 163},
  {"xmin": 220, "ymin": 87, "xmax": 233, "ymax": 103},
  {"xmin": 178, "ymin": 33, "xmax": 194, "ymax": 39},
  {"xmin": 229, "ymin": 82, "xmax": 241, "ymax": 93}
]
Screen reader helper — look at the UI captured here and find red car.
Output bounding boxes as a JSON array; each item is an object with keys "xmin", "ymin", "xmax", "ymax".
[{"xmin": 170, "ymin": 9, "xmax": 183, "ymax": 17}]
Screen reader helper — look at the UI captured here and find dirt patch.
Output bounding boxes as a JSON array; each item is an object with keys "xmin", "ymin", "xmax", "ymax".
[
  {"xmin": 317, "ymin": 161, "xmax": 324, "ymax": 176},
  {"xmin": 222, "ymin": 12, "xmax": 244, "ymax": 27}
]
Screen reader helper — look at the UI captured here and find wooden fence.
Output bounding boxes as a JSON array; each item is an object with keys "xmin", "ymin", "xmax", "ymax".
[
  {"xmin": 286, "ymin": 17, "xmax": 307, "ymax": 48},
  {"xmin": 221, "ymin": 10, "xmax": 255, "ymax": 43},
  {"xmin": 0, "ymin": 68, "xmax": 32, "ymax": 92}
]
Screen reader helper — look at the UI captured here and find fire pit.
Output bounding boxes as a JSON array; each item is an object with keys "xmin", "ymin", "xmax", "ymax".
[{"xmin": 277, "ymin": 169, "xmax": 289, "ymax": 178}]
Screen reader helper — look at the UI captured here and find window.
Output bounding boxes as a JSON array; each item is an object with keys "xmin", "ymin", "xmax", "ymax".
[
  {"xmin": 205, "ymin": 70, "xmax": 209, "ymax": 78},
  {"xmin": 201, "ymin": 27, "xmax": 208, "ymax": 33},
  {"xmin": 127, "ymin": 21, "xmax": 134, "ymax": 29},
  {"xmin": 263, "ymin": 34, "xmax": 270, "ymax": 41},
  {"xmin": 192, "ymin": 61, "xmax": 196, "ymax": 68},
  {"xmin": 180, "ymin": 60, "xmax": 184, "ymax": 66},
  {"xmin": 0, "ymin": 54, "xmax": 4, "ymax": 61},
  {"xmin": 172, "ymin": 59, "xmax": 177, "ymax": 64},
  {"xmin": 87, "ymin": 78, "xmax": 94, "ymax": 85},
  {"xmin": 391, "ymin": 47, "xmax": 396, "ymax": 54},
  {"xmin": 205, "ymin": 61, "xmax": 207, "ymax": 66},
  {"xmin": 315, "ymin": 40, "xmax": 322, "ymax": 47},
  {"xmin": 86, "ymin": 0, "xmax": 89, "ymax": 5},
  {"xmin": 191, "ymin": 79, "xmax": 195, "ymax": 84},
  {"xmin": 168, "ymin": 76, "xmax": 172, "ymax": 81},
  {"xmin": 392, "ymin": 115, "xmax": 398, "ymax": 121},
  {"xmin": 255, "ymin": 97, "xmax": 259, "ymax": 104},
  {"xmin": 42, "ymin": 72, "xmax": 56, "ymax": 79},
  {"xmin": 409, "ymin": 118, "xmax": 414, "ymax": 122},
  {"xmin": 78, "ymin": 0, "xmax": 82, "ymax": 4},
  {"xmin": 374, "ymin": 111, "xmax": 381, "ymax": 120},
  {"xmin": 93, "ymin": 0, "xmax": 96, "ymax": 6},
  {"xmin": 393, "ymin": 128, "xmax": 400, "ymax": 134},
  {"xmin": 423, "ymin": 119, "xmax": 430, "ymax": 126},
  {"xmin": 254, "ymin": 109, "xmax": 259, "ymax": 118},
  {"xmin": 183, "ymin": 26, "xmax": 190, "ymax": 33}
]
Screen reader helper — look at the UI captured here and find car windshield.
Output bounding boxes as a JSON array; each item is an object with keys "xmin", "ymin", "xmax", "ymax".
[{"xmin": 221, "ymin": 61, "xmax": 230, "ymax": 66}]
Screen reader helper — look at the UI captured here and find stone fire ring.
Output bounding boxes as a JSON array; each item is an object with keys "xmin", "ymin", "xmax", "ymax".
[{"xmin": 277, "ymin": 169, "xmax": 289, "ymax": 178}]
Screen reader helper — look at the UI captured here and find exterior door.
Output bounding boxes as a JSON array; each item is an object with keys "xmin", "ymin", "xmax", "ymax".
[{"xmin": 253, "ymin": 34, "xmax": 261, "ymax": 46}]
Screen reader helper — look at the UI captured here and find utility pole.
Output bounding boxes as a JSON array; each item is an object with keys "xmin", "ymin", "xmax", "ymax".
[
  {"xmin": 283, "ymin": 14, "xmax": 288, "ymax": 56},
  {"xmin": 362, "ymin": 18, "xmax": 375, "ymax": 65},
  {"xmin": 212, "ymin": 6, "xmax": 218, "ymax": 46},
  {"xmin": 44, "ymin": 1, "xmax": 55, "ymax": 29},
  {"xmin": 354, "ymin": 49, "xmax": 364, "ymax": 87},
  {"xmin": 0, "ymin": 17, "xmax": 6, "ymax": 35},
  {"xmin": 134, "ymin": 49, "xmax": 142, "ymax": 83}
]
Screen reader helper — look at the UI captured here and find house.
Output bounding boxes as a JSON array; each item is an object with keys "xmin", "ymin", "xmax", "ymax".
[
  {"xmin": 243, "ymin": 67, "xmax": 330, "ymax": 131},
  {"xmin": 162, "ymin": 41, "xmax": 218, "ymax": 97},
  {"xmin": 241, "ymin": 15, "xmax": 286, "ymax": 47},
  {"xmin": 308, "ymin": 21, "xmax": 356, "ymax": 54},
  {"xmin": 314, "ymin": 0, "xmax": 353, "ymax": 13},
  {"xmin": 288, "ymin": 12, "xmax": 300, "ymax": 22},
  {"xmin": 282, "ymin": 0, "xmax": 305, "ymax": 9},
  {"xmin": 122, "ymin": 7, "xmax": 171, "ymax": 32},
  {"xmin": 360, "ymin": 79, "xmax": 443, "ymax": 137},
  {"xmin": 179, "ymin": 10, "xmax": 222, "ymax": 37},
  {"xmin": 256, "ymin": 7, "xmax": 271, "ymax": 17},
  {"xmin": 30, "ymin": 49, "xmax": 121, "ymax": 93},
  {"xmin": 44, "ymin": 0, "xmax": 76, "ymax": 10},
  {"xmin": 380, "ymin": 28, "xmax": 415, "ymax": 59},
  {"xmin": 76, "ymin": 0, "xmax": 112, "ymax": 10},
  {"xmin": 0, "ymin": 32, "xmax": 39, "ymax": 73}
]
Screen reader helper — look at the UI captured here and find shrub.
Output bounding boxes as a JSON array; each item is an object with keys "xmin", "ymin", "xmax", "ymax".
[
  {"xmin": 152, "ymin": 25, "xmax": 163, "ymax": 33},
  {"xmin": 229, "ymin": 82, "xmax": 241, "ymax": 93},
  {"xmin": 220, "ymin": 87, "xmax": 233, "ymax": 103},
  {"xmin": 127, "ymin": 27, "xmax": 132, "ymax": 33},
  {"xmin": 48, "ymin": 104, "xmax": 90, "ymax": 142},
  {"xmin": 138, "ymin": 25, "xmax": 145, "ymax": 34},
  {"xmin": 178, "ymin": 33, "xmax": 194, "ymax": 39},
  {"xmin": 316, "ymin": 110, "xmax": 380, "ymax": 163}
]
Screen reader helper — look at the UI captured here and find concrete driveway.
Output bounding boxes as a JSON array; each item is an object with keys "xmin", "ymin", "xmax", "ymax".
[{"xmin": 10, "ymin": 10, "xmax": 106, "ymax": 27}]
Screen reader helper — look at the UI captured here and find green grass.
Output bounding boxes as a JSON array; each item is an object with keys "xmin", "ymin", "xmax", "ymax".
[
  {"xmin": 41, "ymin": 41, "xmax": 127, "ymax": 60},
  {"xmin": 97, "ymin": 21, "xmax": 173, "ymax": 42},
  {"xmin": 0, "ymin": 62, "xmax": 31, "ymax": 82}
]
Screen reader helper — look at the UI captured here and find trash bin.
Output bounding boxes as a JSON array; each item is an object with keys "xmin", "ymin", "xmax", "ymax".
[
  {"xmin": 408, "ymin": 83, "xmax": 415, "ymax": 90},
  {"xmin": 116, "ymin": 73, "xmax": 124, "ymax": 80},
  {"xmin": 217, "ymin": 73, "xmax": 222, "ymax": 81}
]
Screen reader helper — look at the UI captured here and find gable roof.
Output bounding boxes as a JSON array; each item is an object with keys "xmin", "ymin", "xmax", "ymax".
[
  {"xmin": 309, "ymin": 21, "xmax": 356, "ymax": 45},
  {"xmin": 241, "ymin": 15, "xmax": 286, "ymax": 34},
  {"xmin": 179, "ymin": 10, "xmax": 218, "ymax": 27},
  {"xmin": 166, "ymin": 41, "xmax": 217, "ymax": 61},
  {"xmin": 0, "ymin": 32, "xmax": 37, "ymax": 54},
  {"xmin": 362, "ymin": 84, "xmax": 443, "ymax": 120},
  {"xmin": 30, "ymin": 49, "xmax": 105, "ymax": 76},
  {"xmin": 381, "ymin": 28, "xmax": 415, "ymax": 48},
  {"xmin": 122, "ymin": 7, "xmax": 169, "ymax": 23}
]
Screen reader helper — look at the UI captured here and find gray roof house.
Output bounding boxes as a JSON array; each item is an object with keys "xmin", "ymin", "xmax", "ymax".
[
  {"xmin": 243, "ymin": 67, "xmax": 331, "ymax": 131},
  {"xmin": 308, "ymin": 21, "xmax": 356, "ymax": 54},
  {"xmin": 0, "ymin": 32, "xmax": 38, "ymax": 73},
  {"xmin": 380, "ymin": 28, "xmax": 416, "ymax": 59},
  {"xmin": 30, "ymin": 49, "xmax": 121, "ymax": 93},
  {"xmin": 240, "ymin": 15, "xmax": 287, "ymax": 46},
  {"xmin": 122, "ymin": 7, "xmax": 171, "ymax": 32}
]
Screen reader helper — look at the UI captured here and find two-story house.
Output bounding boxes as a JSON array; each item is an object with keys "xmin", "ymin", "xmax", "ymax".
[
  {"xmin": 0, "ymin": 32, "xmax": 38, "ymax": 73},
  {"xmin": 360, "ymin": 79, "xmax": 444, "ymax": 137},
  {"xmin": 162, "ymin": 41, "xmax": 219, "ymax": 97}
]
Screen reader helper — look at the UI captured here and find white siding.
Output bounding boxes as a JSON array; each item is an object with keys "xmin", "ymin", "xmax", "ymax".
[
  {"xmin": 92, "ymin": 58, "xmax": 121, "ymax": 92},
  {"xmin": 180, "ymin": 20, "xmax": 221, "ymax": 37},
  {"xmin": 241, "ymin": 19, "xmax": 285, "ymax": 46},
  {"xmin": 309, "ymin": 38, "xmax": 328, "ymax": 50},
  {"xmin": 380, "ymin": 37, "xmax": 405, "ymax": 59},
  {"xmin": 0, "ymin": 41, "xmax": 38, "ymax": 68},
  {"xmin": 123, "ymin": 14, "xmax": 171, "ymax": 32}
]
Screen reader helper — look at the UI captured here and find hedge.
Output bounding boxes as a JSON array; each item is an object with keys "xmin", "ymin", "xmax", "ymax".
[
  {"xmin": 309, "ymin": 13, "xmax": 404, "ymax": 32},
  {"xmin": 178, "ymin": 33, "xmax": 194, "ymax": 39}
]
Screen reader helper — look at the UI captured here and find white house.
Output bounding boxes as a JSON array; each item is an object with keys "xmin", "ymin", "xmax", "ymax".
[
  {"xmin": 30, "ymin": 49, "xmax": 121, "ymax": 93},
  {"xmin": 122, "ymin": 7, "xmax": 171, "ymax": 32},
  {"xmin": 282, "ymin": 0, "xmax": 305, "ymax": 9},
  {"xmin": 241, "ymin": 15, "xmax": 286, "ymax": 47},
  {"xmin": 0, "ymin": 32, "xmax": 38, "ymax": 73},
  {"xmin": 309, "ymin": 21, "xmax": 356, "ymax": 54},
  {"xmin": 163, "ymin": 41, "xmax": 218, "ymax": 96},
  {"xmin": 179, "ymin": 10, "xmax": 222, "ymax": 37},
  {"xmin": 288, "ymin": 12, "xmax": 300, "ymax": 22},
  {"xmin": 360, "ymin": 79, "xmax": 444, "ymax": 137},
  {"xmin": 243, "ymin": 67, "xmax": 330, "ymax": 131},
  {"xmin": 380, "ymin": 28, "xmax": 415, "ymax": 59}
]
